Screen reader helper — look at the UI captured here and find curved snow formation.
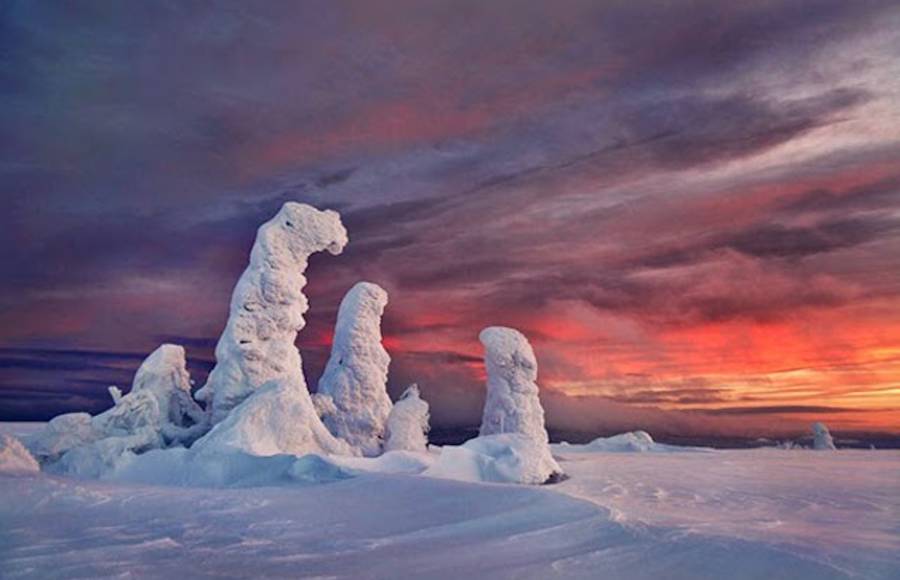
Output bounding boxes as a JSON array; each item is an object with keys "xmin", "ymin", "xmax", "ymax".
[
  {"xmin": 384, "ymin": 384, "xmax": 430, "ymax": 453},
  {"xmin": 812, "ymin": 422, "xmax": 837, "ymax": 450},
  {"xmin": 317, "ymin": 282, "xmax": 391, "ymax": 455},
  {"xmin": 478, "ymin": 326, "xmax": 550, "ymax": 445},
  {"xmin": 196, "ymin": 202, "xmax": 348, "ymax": 424},
  {"xmin": 0, "ymin": 434, "xmax": 40, "ymax": 474},
  {"xmin": 192, "ymin": 378, "xmax": 356, "ymax": 458}
]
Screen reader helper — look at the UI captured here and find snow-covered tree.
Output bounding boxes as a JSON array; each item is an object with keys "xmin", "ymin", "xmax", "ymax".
[
  {"xmin": 812, "ymin": 422, "xmax": 836, "ymax": 450},
  {"xmin": 196, "ymin": 202, "xmax": 349, "ymax": 424},
  {"xmin": 478, "ymin": 326, "xmax": 550, "ymax": 444},
  {"xmin": 384, "ymin": 384, "xmax": 430, "ymax": 453},
  {"xmin": 317, "ymin": 282, "xmax": 392, "ymax": 456}
]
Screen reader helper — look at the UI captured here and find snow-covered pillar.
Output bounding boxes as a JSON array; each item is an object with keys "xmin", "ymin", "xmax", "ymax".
[
  {"xmin": 478, "ymin": 326, "xmax": 550, "ymax": 444},
  {"xmin": 812, "ymin": 422, "xmax": 836, "ymax": 450},
  {"xmin": 384, "ymin": 384, "xmax": 430, "ymax": 453},
  {"xmin": 316, "ymin": 282, "xmax": 392, "ymax": 456},
  {"xmin": 196, "ymin": 202, "xmax": 348, "ymax": 423}
]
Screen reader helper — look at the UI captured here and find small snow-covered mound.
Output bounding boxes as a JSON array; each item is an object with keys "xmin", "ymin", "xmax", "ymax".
[
  {"xmin": 557, "ymin": 430, "xmax": 660, "ymax": 453},
  {"xmin": 0, "ymin": 434, "xmax": 40, "ymax": 474},
  {"xmin": 317, "ymin": 281, "xmax": 392, "ymax": 456},
  {"xmin": 384, "ymin": 384, "xmax": 430, "ymax": 453},
  {"xmin": 426, "ymin": 434, "xmax": 562, "ymax": 485},
  {"xmin": 191, "ymin": 378, "xmax": 356, "ymax": 459},
  {"xmin": 27, "ymin": 412, "xmax": 99, "ymax": 464}
]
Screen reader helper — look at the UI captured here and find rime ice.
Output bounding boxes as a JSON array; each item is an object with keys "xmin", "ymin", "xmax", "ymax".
[
  {"xmin": 478, "ymin": 326, "xmax": 551, "ymax": 444},
  {"xmin": 317, "ymin": 282, "xmax": 392, "ymax": 455},
  {"xmin": 196, "ymin": 202, "xmax": 348, "ymax": 423},
  {"xmin": 384, "ymin": 384, "xmax": 430, "ymax": 453}
]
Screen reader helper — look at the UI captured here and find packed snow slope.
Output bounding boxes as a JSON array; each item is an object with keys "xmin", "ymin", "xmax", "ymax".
[{"xmin": 2, "ymin": 424, "xmax": 897, "ymax": 580}]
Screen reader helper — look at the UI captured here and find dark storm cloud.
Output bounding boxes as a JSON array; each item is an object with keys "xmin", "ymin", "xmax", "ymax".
[
  {"xmin": 702, "ymin": 405, "xmax": 866, "ymax": 416},
  {"xmin": 2, "ymin": 0, "xmax": 900, "ymax": 433}
]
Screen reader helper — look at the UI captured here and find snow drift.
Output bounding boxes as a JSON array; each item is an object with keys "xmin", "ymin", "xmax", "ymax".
[
  {"xmin": 426, "ymin": 434, "xmax": 562, "ymax": 485},
  {"xmin": 316, "ymin": 281, "xmax": 392, "ymax": 456},
  {"xmin": 0, "ymin": 434, "xmax": 39, "ymax": 474},
  {"xmin": 551, "ymin": 431, "xmax": 699, "ymax": 453},
  {"xmin": 196, "ymin": 202, "xmax": 348, "ymax": 424},
  {"xmin": 384, "ymin": 384, "xmax": 430, "ymax": 453},
  {"xmin": 191, "ymin": 378, "xmax": 355, "ymax": 459}
]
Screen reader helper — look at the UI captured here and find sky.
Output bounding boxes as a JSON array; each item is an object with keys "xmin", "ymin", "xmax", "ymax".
[{"xmin": 2, "ymin": 0, "xmax": 899, "ymax": 439}]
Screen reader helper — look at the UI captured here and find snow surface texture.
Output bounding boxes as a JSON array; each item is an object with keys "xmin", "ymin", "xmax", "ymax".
[
  {"xmin": 0, "ymin": 434, "xmax": 39, "ymax": 474},
  {"xmin": 316, "ymin": 282, "xmax": 392, "ymax": 456},
  {"xmin": 196, "ymin": 202, "xmax": 348, "ymax": 424},
  {"xmin": 426, "ymin": 433, "xmax": 561, "ymax": 485},
  {"xmin": 384, "ymin": 384, "xmax": 430, "ymax": 453},
  {"xmin": 2, "ymin": 435, "xmax": 897, "ymax": 579},
  {"xmin": 813, "ymin": 421, "xmax": 837, "ymax": 450},
  {"xmin": 478, "ymin": 326, "xmax": 550, "ymax": 444},
  {"xmin": 191, "ymin": 378, "xmax": 355, "ymax": 459}
]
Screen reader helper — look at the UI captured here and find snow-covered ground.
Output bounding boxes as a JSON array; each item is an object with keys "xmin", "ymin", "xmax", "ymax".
[{"xmin": 1, "ymin": 422, "xmax": 898, "ymax": 579}]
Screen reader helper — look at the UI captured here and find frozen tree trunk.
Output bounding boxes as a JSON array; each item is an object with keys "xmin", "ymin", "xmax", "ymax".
[
  {"xmin": 196, "ymin": 202, "xmax": 348, "ymax": 424},
  {"xmin": 384, "ymin": 384, "xmax": 430, "ymax": 453},
  {"xmin": 478, "ymin": 327, "xmax": 550, "ymax": 444},
  {"xmin": 812, "ymin": 422, "xmax": 837, "ymax": 450},
  {"xmin": 317, "ymin": 282, "xmax": 392, "ymax": 456}
]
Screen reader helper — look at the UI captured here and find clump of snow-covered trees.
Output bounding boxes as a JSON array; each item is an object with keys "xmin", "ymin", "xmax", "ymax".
[
  {"xmin": 812, "ymin": 422, "xmax": 837, "ymax": 450},
  {"xmin": 23, "ymin": 202, "xmax": 567, "ymax": 486}
]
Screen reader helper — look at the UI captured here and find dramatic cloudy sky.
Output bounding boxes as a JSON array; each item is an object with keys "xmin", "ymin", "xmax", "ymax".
[{"xmin": 2, "ymin": 0, "xmax": 899, "ymax": 438}]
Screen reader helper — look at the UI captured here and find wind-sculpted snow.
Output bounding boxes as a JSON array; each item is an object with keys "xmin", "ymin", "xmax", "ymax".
[
  {"xmin": 813, "ymin": 421, "xmax": 837, "ymax": 450},
  {"xmin": 4, "ymin": 438, "xmax": 896, "ymax": 579},
  {"xmin": 384, "ymin": 384, "xmax": 430, "ymax": 453},
  {"xmin": 552, "ymin": 431, "xmax": 705, "ymax": 454},
  {"xmin": 0, "ymin": 434, "xmax": 39, "ymax": 474},
  {"xmin": 191, "ymin": 378, "xmax": 356, "ymax": 459},
  {"xmin": 478, "ymin": 327, "xmax": 550, "ymax": 444},
  {"xmin": 29, "ymin": 344, "xmax": 207, "ymax": 477},
  {"xmin": 426, "ymin": 433, "xmax": 562, "ymax": 485},
  {"xmin": 317, "ymin": 282, "xmax": 392, "ymax": 456},
  {"xmin": 475, "ymin": 327, "xmax": 562, "ymax": 481},
  {"xmin": 196, "ymin": 202, "xmax": 348, "ymax": 423}
]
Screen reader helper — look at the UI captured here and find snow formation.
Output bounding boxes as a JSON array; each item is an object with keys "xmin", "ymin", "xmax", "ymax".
[
  {"xmin": 478, "ymin": 326, "xmax": 551, "ymax": 444},
  {"xmin": 384, "ymin": 384, "xmax": 430, "ymax": 453},
  {"xmin": 29, "ymin": 344, "xmax": 209, "ymax": 476},
  {"xmin": 191, "ymin": 377, "xmax": 355, "ymax": 459},
  {"xmin": 812, "ymin": 422, "xmax": 837, "ymax": 450},
  {"xmin": 196, "ymin": 202, "xmax": 348, "ymax": 424},
  {"xmin": 0, "ymin": 434, "xmax": 40, "ymax": 474},
  {"xmin": 426, "ymin": 434, "xmax": 561, "ymax": 485},
  {"xmin": 316, "ymin": 282, "xmax": 392, "ymax": 456}
]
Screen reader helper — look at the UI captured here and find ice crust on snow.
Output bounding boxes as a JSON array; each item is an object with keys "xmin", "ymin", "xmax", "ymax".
[
  {"xmin": 0, "ymin": 434, "xmax": 40, "ymax": 474},
  {"xmin": 478, "ymin": 327, "xmax": 550, "ymax": 444},
  {"xmin": 316, "ymin": 282, "xmax": 392, "ymax": 456},
  {"xmin": 196, "ymin": 202, "xmax": 348, "ymax": 424},
  {"xmin": 384, "ymin": 384, "xmax": 430, "ymax": 453},
  {"xmin": 426, "ymin": 433, "xmax": 561, "ymax": 485},
  {"xmin": 813, "ymin": 422, "xmax": 837, "ymax": 450}
]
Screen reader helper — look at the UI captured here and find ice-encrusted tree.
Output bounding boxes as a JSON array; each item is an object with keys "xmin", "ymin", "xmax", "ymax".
[
  {"xmin": 190, "ymin": 203, "xmax": 356, "ymax": 458},
  {"xmin": 478, "ymin": 326, "xmax": 551, "ymax": 444},
  {"xmin": 812, "ymin": 422, "xmax": 836, "ymax": 450},
  {"xmin": 196, "ymin": 202, "xmax": 349, "ymax": 424},
  {"xmin": 316, "ymin": 282, "xmax": 392, "ymax": 456},
  {"xmin": 384, "ymin": 384, "xmax": 430, "ymax": 453}
]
